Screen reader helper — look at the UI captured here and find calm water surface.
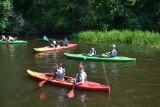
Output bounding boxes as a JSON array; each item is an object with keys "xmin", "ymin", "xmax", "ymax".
[{"xmin": 0, "ymin": 39, "xmax": 160, "ymax": 107}]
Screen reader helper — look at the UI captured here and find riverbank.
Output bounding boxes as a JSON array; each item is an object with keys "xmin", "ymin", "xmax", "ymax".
[{"xmin": 72, "ymin": 30, "xmax": 160, "ymax": 48}]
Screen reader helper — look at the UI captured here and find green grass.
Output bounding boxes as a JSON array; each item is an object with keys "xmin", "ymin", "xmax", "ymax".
[{"xmin": 71, "ymin": 30, "xmax": 160, "ymax": 47}]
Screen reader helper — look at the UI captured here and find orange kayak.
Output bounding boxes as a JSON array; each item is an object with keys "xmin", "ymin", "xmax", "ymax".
[
  {"xmin": 27, "ymin": 70, "xmax": 110, "ymax": 93},
  {"xmin": 33, "ymin": 44, "xmax": 77, "ymax": 52}
]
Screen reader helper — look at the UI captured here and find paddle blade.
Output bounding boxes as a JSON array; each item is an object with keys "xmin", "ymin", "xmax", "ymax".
[
  {"xmin": 43, "ymin": 36, "xmax": 49, "ymax": 41},
  {"xmin": 39, "ymin": 80, "xmax": 46, "ymax": 87},
  {"xmin": 79, "ymin": 61, "xmax": 82, "ymax": 67},
  {"xmin": 68, "ymin": 89, "xmax": 74, "ymax": 98},
  {"xmin": 40, "ymin": 92, "xmax": 46, "ymax": 100}
]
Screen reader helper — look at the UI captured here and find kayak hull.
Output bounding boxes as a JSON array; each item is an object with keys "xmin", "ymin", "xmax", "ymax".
[
  {"xmin": 33, "ymin": 44, "xmax": 77, "ymax": 52},
  {"xmin": 27, "ymin": 70, "xmax": 110, "ymax": 93},
  {"xmin": 64, "ymin": 53, "xmax": 136, "ymax": 62},
  {"xmin": 0, "ymin": 40, "xmax": 27, "ymax": 44}
]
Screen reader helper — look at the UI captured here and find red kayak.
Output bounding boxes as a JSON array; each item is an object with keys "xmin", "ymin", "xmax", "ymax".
[
  {"xmin": 33, "ymin": 44, "xmax": 77, "ymax": 52},
  {"xmin": 27, "ymin": 70, "xmax": 110, "ymax": 93}
]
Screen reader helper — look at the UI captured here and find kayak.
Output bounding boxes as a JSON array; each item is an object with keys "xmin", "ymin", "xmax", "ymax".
[
  {"xmin": 27, "ymin": 70, "xmax": 110, "ymax": 93},
  {"xmin": 64, "ymin": 53, "xmax": 136, "ymax": 62},
  {"xmin": 0, "ymin": 40, "xmax": 27, "ymax": 44},
  {"xmin": 33, "ymin": 44, "xmax": 77, "ymax": 52}
]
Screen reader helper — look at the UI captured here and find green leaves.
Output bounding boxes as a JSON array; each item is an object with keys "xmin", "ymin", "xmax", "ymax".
[{"xmin": 0, "ymin": 0, "xmax": 13, "ymax": 31}]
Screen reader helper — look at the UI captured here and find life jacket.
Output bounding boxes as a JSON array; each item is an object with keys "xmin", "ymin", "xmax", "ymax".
[
  {"xmin": 109, "ymin": 50, "xmax": 117, "ymax": 57},
  {"xmin": 90, "ymin": 50, "xmax": 96, "ymax": 56},
  {"xmin": 53, "ymin": 68, "xmax": 65, "ymax": 80},
  {"xmin": 61, "ymin": 40, "xmax": 70, "ymax": 46},
  {"xmin": 76, "ymin": 72, "xmax": 87, "ymax": 82}
]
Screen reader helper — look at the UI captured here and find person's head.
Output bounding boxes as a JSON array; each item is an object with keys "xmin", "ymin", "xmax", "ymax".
[
  {"xmin": 56, "ymin": 63, "xmax": 62, "ymax": 69},
  {"xmin": 91, "ymin": 47, "xmax": 95, "ymax": 51},
  {"xmin": 79, "ymin": 65, "xmax": 84, "ymax": 72},
  {"xmin": 53, "ymin": 40, "xmax": 56, "ymax": 44},
  {"xmin": 111, "ymin": 44, "xmax": 116, "ymax": 48},
  {"xmin": 64, "ymin": 37, "xmax": 67, "ymax": 41}
]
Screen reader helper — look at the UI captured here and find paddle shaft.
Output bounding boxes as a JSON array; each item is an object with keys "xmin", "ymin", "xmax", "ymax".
[
  {"xmin": 68, "ymin": 81, "xmax": 76, "ymax": 98},
  {"xmin": 102, "ymin": 62, "xmax": 109, "ymax": 86}
]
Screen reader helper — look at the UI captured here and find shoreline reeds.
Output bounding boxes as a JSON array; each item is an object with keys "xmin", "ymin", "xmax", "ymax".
[{"xmin": 72, "ymin": 30, "xmax": 160, "ymax": 47}]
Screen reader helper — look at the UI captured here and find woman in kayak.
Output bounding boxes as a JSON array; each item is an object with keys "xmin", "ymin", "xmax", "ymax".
[
  {"xmin": 88, "ymin": 47, "xmax": 96, "ymax": 56},
  {"xmin": 102, "ymin": 44, "xmax": 117, "ymax": 57},
  {"xmin": 75, "ymin": 64, "xmax": 87, "ymax": 85},
  {"xmin": 53, "ymin": 63, "xmax": 65, "ymax": 80}
]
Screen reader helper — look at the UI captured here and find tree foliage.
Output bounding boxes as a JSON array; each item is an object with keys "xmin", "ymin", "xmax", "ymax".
[
  {"xmin": 1, "ymin": 0, "xmax": 160, "ymax": 34},
  {"xmin": 0, "ymin": 0, "xmax": 13, "ymax": 32}
]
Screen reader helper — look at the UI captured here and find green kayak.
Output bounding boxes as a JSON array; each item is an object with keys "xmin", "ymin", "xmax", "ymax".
[
  {"xmin": 64, "ymin": 53, "xmax": 136, "ymax": 62},
  {"xmin": 0, "ymin": 40, "xmax": 27, "ymax": 44}
]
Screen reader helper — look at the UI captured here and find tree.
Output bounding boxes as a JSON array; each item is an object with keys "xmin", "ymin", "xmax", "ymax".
[{"xmin": 0, "ymin": 0, "xmax": 13, "ymax": 32}]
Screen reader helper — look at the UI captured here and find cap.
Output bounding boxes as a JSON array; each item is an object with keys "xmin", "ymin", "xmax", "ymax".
[{"xmin": 111, "ymin": 44, "xmax": 116, "ymax": 48}]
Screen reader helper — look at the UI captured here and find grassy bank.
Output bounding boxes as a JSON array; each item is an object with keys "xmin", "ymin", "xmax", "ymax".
[{"xmin": 72, "ymin": 30, "xmax": 160, "ymax": 47}]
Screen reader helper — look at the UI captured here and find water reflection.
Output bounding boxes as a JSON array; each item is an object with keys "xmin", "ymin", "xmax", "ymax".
[
  {"xmin": 40, "ymin": 92, "xmax": 47, "ymax": 100},
  {"xmin": 34, "ymin": 51, "xmax": 59, "ymax": 59},
  {"xmin": 1, "ymin": 44, "xmax": 16, "ymax": 59},
  {"xmin": 0, "ymin": 44, "xmax": 27, "ymax": 61}
]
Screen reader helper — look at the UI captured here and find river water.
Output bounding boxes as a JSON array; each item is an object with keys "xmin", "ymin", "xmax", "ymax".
[{"xmin": 0, "ymin": 38, "xmax": 160, "ymax": 107}]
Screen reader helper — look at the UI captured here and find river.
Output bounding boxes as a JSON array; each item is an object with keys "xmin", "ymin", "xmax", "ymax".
[{"xmin": 0, "ymin": 38, "xmax": 160, "ymax": 107}]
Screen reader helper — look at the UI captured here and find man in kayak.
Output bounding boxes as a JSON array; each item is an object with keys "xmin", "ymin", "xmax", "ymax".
[
  {"xmin": 88, "ymin": 47, "xmax": 96, "ymax": 56},
  {"xmin": 61, "ymin": 37, "xmax": 70, "ymax": 46},
  {"xmin": 75, "ymin": 64, "xmax": 87, "ymax": 85},
  {"xmin": 53, "ymin": 63, "xmax": 65, "ymax": 80},
  {"xmin": 102, "ymin": 44, "xmax": 117, "ymax": 57}
]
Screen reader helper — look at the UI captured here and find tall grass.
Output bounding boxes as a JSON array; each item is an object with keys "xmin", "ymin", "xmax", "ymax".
[{"xmin": 72, "ymin": 30, "xmax": 160, "ymax": 47}]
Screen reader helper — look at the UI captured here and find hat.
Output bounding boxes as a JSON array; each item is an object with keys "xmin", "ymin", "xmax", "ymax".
[
  {"xmin": 111, "ymin": 44, "xmax": 116, "ymax": 48},
  {"xmin": 52, "ymin": 40, "xmax": 56, "ymax": 43}
]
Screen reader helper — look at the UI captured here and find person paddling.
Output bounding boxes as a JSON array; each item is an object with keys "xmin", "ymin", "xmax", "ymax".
[
  {"xmin": 61, "ymin": 37, "xmax": 70, "ymax": 46},
  {"xmin": 102, "ymin": 44, "xmax": 117, "ymax": 57},
  {"xmin": 53, "ymin": 63, "xmax": 65, "ymax": 80},
  {"xmin": 88, "ymin": 47, "xmax": 96, "ymax": 56},
  {"xmin": 51, "ymin": 40, "xmax": 57, "ymax": 48},
  {"xmin": 1, "ymin": 35, "xmax": 6, "ymax": 41},
  {"xmin": 75, "ymin": 64, "xmax": 87, "ymax": 85}
]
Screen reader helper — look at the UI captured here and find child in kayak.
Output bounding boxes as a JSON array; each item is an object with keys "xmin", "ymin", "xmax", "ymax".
[
  {"xmin": 53, "ymin": 63, "xmax": 65, "ymax": 80},
  {"xmin": 51, "ymin": 40, "xmax": 57, "ymax": 48},
  {"xmin": 8, "ymin": 36, "xmax": 16, "ymax": 41},
  {"xmin": 1, "ymin": 35, "xmax": 6, "ymax": 41},
  {"xmin": 102, "ymin": 44, "xmax": 117, "ymax": 57},
  {"xmin": 66, "ymin": 62, "xmax": 87, "ymax": 84},
  {"xmin": 88, "ymin": 47, "xmax": 96, "ymax": 56},
  {"xmin": 75, "ymin": 64, "xmax": 87, "ymax": 85}
]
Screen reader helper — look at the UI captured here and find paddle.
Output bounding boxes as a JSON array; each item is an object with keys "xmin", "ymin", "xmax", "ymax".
[
  {"xmin": 39, "ymin": 80, "xmax": 47, "ymax": 87},
  {"xmin": 68, "ymin": 82, "xmax": 76, "ymax": 98},
  {"xmin": 43, "ymin": 35, "xmax": 52, "ymax": 45},
  {"xmin": 68, "ymin": 61, "xmax": 83, "ymax": 98}
]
